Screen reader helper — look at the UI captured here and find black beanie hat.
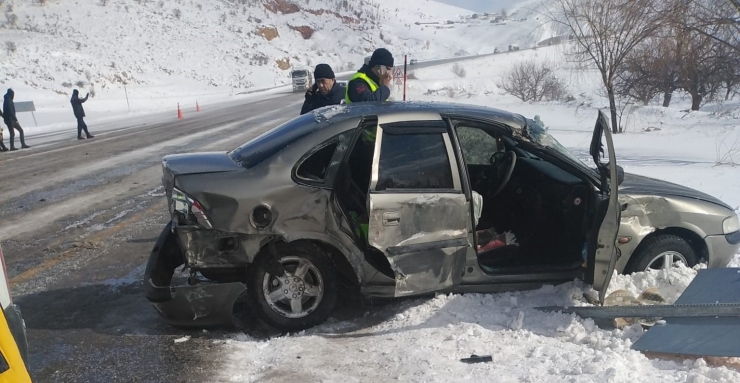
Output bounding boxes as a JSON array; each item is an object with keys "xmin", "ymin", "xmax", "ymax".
[
  {"xmin": 369, "ymin": 48, "xmax": 394, "ymax": 68},
  {"xmin": 314, "ymin": 64, "xmax": 335, "ymax": 80}
]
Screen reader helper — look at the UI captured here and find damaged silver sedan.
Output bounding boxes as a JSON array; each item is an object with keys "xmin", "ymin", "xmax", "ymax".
[{"xmin": 143, "ymin": 101, "xmax": 740, "ymax": 331}]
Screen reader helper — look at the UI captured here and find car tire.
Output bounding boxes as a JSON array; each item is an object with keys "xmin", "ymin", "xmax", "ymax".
[
  {"xmin": 247, "ymin": 242, "xmax": 337, "ymax": 332},
  {"xmin": 625, "ymin": 234, "xmax": 698, "ymax": 273}
]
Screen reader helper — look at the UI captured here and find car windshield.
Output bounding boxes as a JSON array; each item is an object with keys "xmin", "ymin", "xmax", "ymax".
[
  {"xmin": 292, "ymin": 71, "xmax": 308, "ymax": 78},
  {"xmin": 524, "ymin": 119, "xmax": 593, "ymax": 170},
  {"xmin": 228, "ymin": 113, "xmax": 323, "ymax": 169}
]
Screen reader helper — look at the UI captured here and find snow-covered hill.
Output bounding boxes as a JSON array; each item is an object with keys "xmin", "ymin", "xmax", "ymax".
[
  {"xmin": 0, "ymin": 0, "xmax": 481, "ymax": 97},
  {"xmin": 0, "ymin": 0, "xmax": 555, "ymax": 128}
]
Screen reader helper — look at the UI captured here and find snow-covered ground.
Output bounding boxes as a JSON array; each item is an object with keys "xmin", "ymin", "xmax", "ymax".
[
  {"xmin": 0, "ymin": 0, "xmax": 552, "ymax": 138},
  {"xmin": 6, "ymin": 1, "xmax": 740, "ymax": 380},
  {"xmin": 210, "ymin": 45, "xmax": 740, "ymax": 382}
]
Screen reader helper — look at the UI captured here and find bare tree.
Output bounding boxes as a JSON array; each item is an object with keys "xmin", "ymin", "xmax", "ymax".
[
  {"xmin": 678, "ymin": 29, "xmax": 726, "ymax": 110},
  {"xmin": 617, "ymin": 35, "xmax": 682, "ymax": 107},
  {"xmin": 666, "ymin": 1, "xmax": 728, "ymax": 110},
  {"xmin": 614, "ymin": 44, "xmax": 660, "ymax": 105},
  {"xmin": 686, "ymin": 0, "xmax": 740, "ymax": 54},
  {"xmin": 498, "ymin": 60, "xmax": 568, "ymax": 102},
  {"xmin": 548, "ymin": 0, "xmax": 664, "ymax": 133}
]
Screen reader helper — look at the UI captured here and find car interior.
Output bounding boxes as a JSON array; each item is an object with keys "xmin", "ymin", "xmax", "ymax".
[
  {"xmin": 333, "ymin": 118, "xmax": 397, "ymax": 277},
  {"xmin": 332, "ymin": 116, "xmax": 595, "ymax": 279},
  {"xmin": 453, "ymin": 119, "xmax": 593, "ymax": 274}
]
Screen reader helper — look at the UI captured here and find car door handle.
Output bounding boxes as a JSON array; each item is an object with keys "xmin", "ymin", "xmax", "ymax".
[{"xmin": 383, "ymin": 212, "xmax": 401, "ymax": 226}]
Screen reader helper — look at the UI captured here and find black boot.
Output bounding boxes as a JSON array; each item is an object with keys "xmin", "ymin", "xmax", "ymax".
[
  {"xmin": 86, "ymin": 134, "xmax": 94, "ymax": 139},
  {"xmin": 78, "ymin": 136, "xmax": 85, "ymax": 140}
]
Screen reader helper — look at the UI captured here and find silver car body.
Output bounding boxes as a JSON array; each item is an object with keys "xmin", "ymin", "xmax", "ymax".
[{"xmin": 144, "ymin": 101, "xmax": 740, "ymax": 327}]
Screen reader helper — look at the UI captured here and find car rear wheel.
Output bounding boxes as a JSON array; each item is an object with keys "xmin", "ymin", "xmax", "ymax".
[
  {"xmin": 247, "ymin": 242, "xmax": 337, "ymax": 332},
  {"xmin": 625, "ymin": 234, "xmax": 698, "ymax": 273}
]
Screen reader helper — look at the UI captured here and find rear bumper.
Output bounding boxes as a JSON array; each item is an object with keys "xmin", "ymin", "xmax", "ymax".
[
  {"xmin": 143, "ymin": 222, "xmax": 246, "ymax": 328},
  {"xmin": 145, "ymin": 281, "xmax": 246, "ymax": 328},
  {"xmin": 705, "ymin": 233, "xmax": 740, "ymax": 268}
]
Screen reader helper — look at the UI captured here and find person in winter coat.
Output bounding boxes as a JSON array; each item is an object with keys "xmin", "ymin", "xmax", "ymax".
[
  {"xmin": 300, "ymin": 64, "xmax": 345, "ymax": 115},
  {"xmin": 345, "ymin": 48, "xmax": 394, "ymax": 104},
  {"xmin": 71, "ymin": 89, "xmax": 94, "ymax": 139},
  {"xmin": 0, "ymin": 106, "xmax": 7, "ymax": 152},
  {"xmin": 2, "ymin": 89, "xmax": 30, "ymax": 150}
]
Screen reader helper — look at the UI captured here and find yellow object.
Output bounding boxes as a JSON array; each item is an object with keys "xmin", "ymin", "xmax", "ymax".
[
  {"xmin": 344, "ymin": 72, "xmax": 379, "ymax": 104},
  {"xmin": 0, "ymin": 307, "xmax": 31, "ymax": 383}
]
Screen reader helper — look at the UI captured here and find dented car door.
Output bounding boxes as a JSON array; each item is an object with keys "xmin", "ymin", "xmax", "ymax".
[
  {"xmin": 588, "ymin": 110, "xmax": 621, "ymax": 303},
  {"xmin": 366, "ymin": 120, "xmax": 470, "ymax": 297}
]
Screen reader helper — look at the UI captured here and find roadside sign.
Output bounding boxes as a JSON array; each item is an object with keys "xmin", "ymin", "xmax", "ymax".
[
  {"xmin": 393, "ymin": 67, "xmax": 403, "ymax": 78},
  {"xmin": 14, "ymin": 101, "xmax": 35, "ymax": 112},
  {"xmin": 13, "ymin": 101, "xmax": 38, "ymax": 126}
]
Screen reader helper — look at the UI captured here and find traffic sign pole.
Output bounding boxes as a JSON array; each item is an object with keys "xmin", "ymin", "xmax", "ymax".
[{"xmin": 403, "ymin": 55, "xmax": 407, "ymax": 101}]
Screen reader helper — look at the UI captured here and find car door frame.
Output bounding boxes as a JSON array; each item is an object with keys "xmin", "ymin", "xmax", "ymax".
[
  {"xmin": 588, "ymin": 110, "xmax": 621, "ymax": 303},
  {"xmin": 365, "ymin": 116, "xmax": 472, "ymax": 297}
]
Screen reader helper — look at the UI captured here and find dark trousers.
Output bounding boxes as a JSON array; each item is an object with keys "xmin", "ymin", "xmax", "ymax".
[
  {"xmin": 5, "ymin": 120, "xmax": 26, "ymax": 148},
  {"xmin": 77, "ymin": 117, "xmax": 91, "ymax": 138}
]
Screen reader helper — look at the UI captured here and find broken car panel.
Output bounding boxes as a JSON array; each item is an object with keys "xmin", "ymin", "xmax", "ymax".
[{"xmin": 143, "ymin": 101, "xmax": 740, "ymax": 331}]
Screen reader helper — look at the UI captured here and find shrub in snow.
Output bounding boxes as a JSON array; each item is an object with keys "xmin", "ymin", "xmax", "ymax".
[
  {"xmin": 5, "ymin": 12, "xmax": 18, "ymax": 27},
  {"xmin": 498, "ymin": 60, "xmax": 568, "ymax": 102},
  {"xmin": 173, "ymin": 9, "xmax": 182, "ymax": 19},
  {"xmin": 5, "ymin": 41, "xmax": 16, "ymax": 55},
  {"xmin": 452, "ymin": 63, "xmax": 466, "ymax": 78}
]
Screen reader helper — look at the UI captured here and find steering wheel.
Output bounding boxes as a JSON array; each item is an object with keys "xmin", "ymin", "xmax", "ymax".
[{"xmin": 488, "ymin": 151, "xmax": 517, "ymax": 197}]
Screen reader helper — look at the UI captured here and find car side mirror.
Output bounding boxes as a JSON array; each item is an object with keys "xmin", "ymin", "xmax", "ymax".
[{"xmin": 616, "ymin": 165, "xmax": 625, "ymax": 186}]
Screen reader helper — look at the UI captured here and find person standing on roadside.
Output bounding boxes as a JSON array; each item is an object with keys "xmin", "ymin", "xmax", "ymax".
[
  {"xmin": 71, "ymin": 89, "xmax": 94, "ymax": 140},
  {"xmin": 2, "ymin": 88, "xmax": 30, "ymax": 150},
  {"xmin": 345, "ymin": 48, "xmax": 394, "ymax": 103},
  {"xmin": 0, "ymin": 106, "xmax": 7, "ymax": 152},
  {"xmin": 300, "ymin": 64, "xmax": 345, "ymax": 115}
]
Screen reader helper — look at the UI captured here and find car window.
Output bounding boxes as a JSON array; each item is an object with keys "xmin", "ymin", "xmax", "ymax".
[
  {"xmin": 228, "ymin": 113, "xmax": 324, "ymax": 169},
  {"xmin": 455, "ymin": 124, "xmax": 501, "ymax": 165},
  {"xmin": 376, "ymin": 132, "xmax": 454, "ymax": 191},
  {"xmin": 296, "ymin": 141, "xmax": 339, "ymax": 182}
]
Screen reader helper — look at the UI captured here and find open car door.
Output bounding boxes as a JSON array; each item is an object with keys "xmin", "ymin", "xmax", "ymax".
[
  {"xmin": 366, "ymin": 119, "xmax": 470, "ymax": 297},
  {"xmin": 588, "ymin": 110, "xmax": 621, "ymax": 304}
]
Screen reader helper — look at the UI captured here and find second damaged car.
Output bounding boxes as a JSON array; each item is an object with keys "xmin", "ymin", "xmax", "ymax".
[{"xmin": 144, "ymin": 101, "xmax": 740, "ymax": 331}]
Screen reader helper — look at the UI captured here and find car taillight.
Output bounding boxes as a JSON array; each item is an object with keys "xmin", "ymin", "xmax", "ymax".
[
  {"xmin": 0, "ymin": 245, "xmax": 12, "ymax": 305},
  {"xmin": 171, "ymin": 188, "xmax": 213, "ymax": 229}
]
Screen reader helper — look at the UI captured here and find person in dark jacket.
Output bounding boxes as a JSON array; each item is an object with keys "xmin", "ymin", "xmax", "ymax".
[
  {"xmin": 0, "ymin": 106, "xmax": 7, "ymax": 152},
  {"xmin": 345, "ymin": 48, "xmax": 394, "ymax": 104},
  {"xmin": 71, "ymin": 89, "xmax": 94, "ymax": 139},
  {"xmin": 300, "ymin": 64, "xmax": 345, "ymax": 115},
  {"xmin": 2, "ymin": 89, "xmax": 30, "ymax": 150}
]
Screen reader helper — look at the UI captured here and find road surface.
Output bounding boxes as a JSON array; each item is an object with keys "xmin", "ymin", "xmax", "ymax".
[
  {"xmin": 1, "ymin": 89, "xmax": 316, "ymax": 382},
  {"xmin": 0, "ymin": 51, "xmax": 538, "ymax": 382}
]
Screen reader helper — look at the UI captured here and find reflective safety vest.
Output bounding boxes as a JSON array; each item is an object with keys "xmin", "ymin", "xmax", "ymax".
[{"xmin": 344, "ymin": 72, "xmax": 379, "ymax": 104}]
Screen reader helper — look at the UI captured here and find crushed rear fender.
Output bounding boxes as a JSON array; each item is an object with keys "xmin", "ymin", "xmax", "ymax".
[{"xmin": 143, "ymin": 221, "xmax": 246, "ymax": 328}]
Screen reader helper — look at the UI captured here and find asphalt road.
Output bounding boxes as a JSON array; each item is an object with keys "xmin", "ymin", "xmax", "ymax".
[
  {"xmin": 0, "ymin": 51, "xmax": 520, "ymax": 382},
  {"xmin": 0, "ymin": 89, "xmax": 314, "ymax": 382}
]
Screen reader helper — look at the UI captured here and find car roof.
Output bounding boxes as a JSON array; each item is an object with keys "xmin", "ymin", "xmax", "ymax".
[
  {"xmin": 230, "ymin": 101, "xmax": 531, "ymax": 170},
  {"xmin": 312, "ymin": 101, "xmax": 528, "ymax": 133}
]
